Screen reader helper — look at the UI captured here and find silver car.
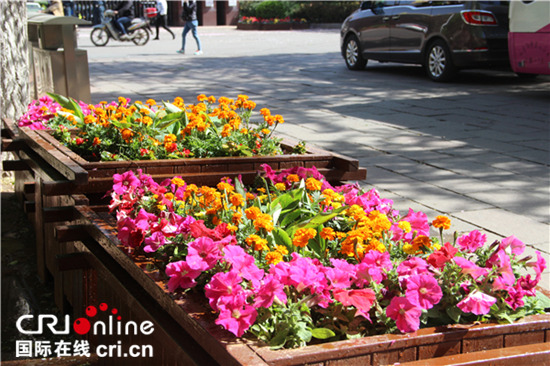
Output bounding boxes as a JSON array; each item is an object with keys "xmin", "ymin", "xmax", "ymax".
[{"xmin": 341, "ymin": 1, "xmax": 510, "ymax": 81}]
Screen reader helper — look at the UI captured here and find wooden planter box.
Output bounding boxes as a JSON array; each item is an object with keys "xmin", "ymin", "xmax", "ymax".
[{"xmin": 55, "ymin": 205, "xmax": 550, "ymax": 366}]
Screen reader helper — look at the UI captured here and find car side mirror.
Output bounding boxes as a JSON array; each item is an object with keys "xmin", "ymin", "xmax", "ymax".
[{"xmin": 361, "ymin": 1, "xmax": 372, "ymax": 10}]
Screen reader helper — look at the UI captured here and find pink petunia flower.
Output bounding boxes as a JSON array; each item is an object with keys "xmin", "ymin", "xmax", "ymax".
[
  {"xmin": 117, "ymin": 217, "xmax": 145, "ymax": 248},
  {"xmin": 223, "ymin": 245, "xmax": 264, "ymax": 287},
  {"xmin": 457, "ymin": 290, "xmax": 497, "ymax": 315},
  {"xmin": 453, "ymin": 257, "xmax": 489, "ymax": 280},
  {"xmin": 405, "ymin": 274, "xmax": 442, "ymax": 310},
  {"xmin": 215, "ymin": 292, "xmax": 258, "ymax": 337},
  {"xmin": 165, "ymin": 260, "xmax": 202, "ymax": 292},
  {"xmin": 499, "ymin": 235, "xmax": 525, "ymax": 256},
  {"xmin": 187, "ymin": 236, "xmax": 222, "ymax": 271},
  {"xmin": 457, "ymin": 230, "xmax": 487, "ymax": 252},
  {"xmin": 112, "ymin": 171, "xmax": 140, "ymax": 195},
  {"xmin": 401, "ymin": 209, "xmax": 430, "ymax": 241},
  {"xmin": 486, "ymin": 249, "xmax": 515, "ymax": 286},
  {"xmin": 397, "ymin": 257, "xmax": 429, "ymax": 277},
  {"xmin": 143, "ymin": 231, "xmax": 167, "ymax": 253},
  {"xmin": 504, "ymin": 283, "xmax": 525, "ymax": 310},
  {"xmin": 527, "ymin": 251, "xmax": 547, "ymax": 283},
  {"xmin": 386, "ymin": 297, "xmax": 423, "ymax": 333},
  {"xmin": 254, "ymin": 274, "xmax": 287, "ymax": 308},
  {"xmin": 333, "ymin": 288, "xmax": 376, "ymax": 320},
  {"xmin": 324, "ymin": 259, "xmax": 355, "ymax": 289},
  {"xmin": 204, "ymin": 270, "xmax": 244, "ymax": 312}
]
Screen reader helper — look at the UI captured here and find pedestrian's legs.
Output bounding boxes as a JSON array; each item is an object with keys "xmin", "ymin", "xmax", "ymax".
[
  {"xmin": 180, "ymin": 22, "xmax": 191, "ymax": 51},
  {"xmin": 155, "ymin": 16, "xmax": 160, "ymax": 39},
  {"xmin": 161, "ymin": 16, "xmax": 175, "ymax": 39},
  {"xmin": 190, "ymin": 20, "xmax": 202, "ymax": 51}
]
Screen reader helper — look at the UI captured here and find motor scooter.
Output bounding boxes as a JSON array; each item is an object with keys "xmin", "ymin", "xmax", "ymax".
[{"xmin": 90, "ymin": 9, "xmax": 152, "ymax": 46}]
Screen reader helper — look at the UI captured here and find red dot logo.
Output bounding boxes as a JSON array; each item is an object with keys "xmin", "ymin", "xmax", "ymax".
[
  {"xmin": 73, "ymin": 318, "xmax": 91, "ymax": 335},
  {"xmin": 86, "ymin": 305, "xmax": 97, "ymax": 317},
  {"xmin": 99, "ymin": 303, "xmax": 108, "ymax": 311}
]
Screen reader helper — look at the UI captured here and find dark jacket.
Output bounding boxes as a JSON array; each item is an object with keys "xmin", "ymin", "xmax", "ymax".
[
  {"xmin": 116, "ymin": 0, "xmax": 134, "ymax": 18},
  {"xmin": 182, "ymin": 1, "xmax": 197, "ymax": 21}
]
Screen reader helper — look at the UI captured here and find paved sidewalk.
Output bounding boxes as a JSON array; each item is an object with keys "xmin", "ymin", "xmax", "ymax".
[{"xmin": 78, "ymin": 26, "xmax": 550, "ymax": 288}]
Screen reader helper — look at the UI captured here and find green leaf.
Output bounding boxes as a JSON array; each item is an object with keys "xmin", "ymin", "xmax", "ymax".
[
  {"xmin": 286, "ymin": 206, "xmax": 348, "ymax": 238},
  {"xmin": 535, "ymin": 290, "xmax": 550, "ymax": 310},
  {"xmin": 272, "ymin": 227, "xmax": 292, "ymax": 248},
  {"xmin": 280, "ymin": 208, "xmax": 309, "ymax": 228},
  {"xmin": 310, "ymin": 327, "xmax": 336, "ymax": 340},
  {"xmin": 47, "ymin": 92, "xmax": 85, "ymax": 122},
  {"xmin": 269, "ymin": 327, "xmax": 289, "ymax": 349},
  {"xmin": 163, "ymin": 101, "xmax": 184, "ymax": 114},
  {"xmin": 296, "ymin": 326, "xmax": 312, "ymax": 343},
  {"xmin": 446, "ymin": 306, "xmax": 462, "ymax": 323}
]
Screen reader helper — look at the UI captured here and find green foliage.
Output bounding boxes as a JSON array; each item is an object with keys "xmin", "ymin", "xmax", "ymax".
[{"xmin": 239, "ymin": 1, "xmax": 361, "ymax": 23}]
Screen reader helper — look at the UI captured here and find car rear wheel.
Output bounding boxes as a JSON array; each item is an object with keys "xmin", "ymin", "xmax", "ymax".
[
  {"xmin": 425, "ymin": 40, "xmax": 456, "ymax": 82},
  {"xmin": 344, "ymin": 35, "xmax": 367, "ymax": 70}
]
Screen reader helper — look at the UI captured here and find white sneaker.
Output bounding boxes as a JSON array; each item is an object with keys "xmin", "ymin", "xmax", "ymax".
[
  {"xmin": 120, "ymin": 34, "xmax": 130, "ymax": 40},
  {"xmin": 194, "ymin": 50, "xmax": 203, "ymax": 55}
]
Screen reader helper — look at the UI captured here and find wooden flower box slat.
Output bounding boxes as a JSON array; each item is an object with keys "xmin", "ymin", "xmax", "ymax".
[{"xmin": 56, "ymin": 204, "xmax": 550, "ymax": 366}]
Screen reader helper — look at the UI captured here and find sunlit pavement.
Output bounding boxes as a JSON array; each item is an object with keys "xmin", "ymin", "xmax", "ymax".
[{"xmin": 77, "ymin": 25, "xmax": 550, "ymax": 288}]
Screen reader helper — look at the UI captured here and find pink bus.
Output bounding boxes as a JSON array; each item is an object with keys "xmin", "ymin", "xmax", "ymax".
[{"xmin": 508, "ymin": 0, "xmax": 550, "ymax": 76}]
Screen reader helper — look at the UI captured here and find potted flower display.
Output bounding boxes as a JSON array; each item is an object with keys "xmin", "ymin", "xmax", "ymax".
[{"xmin": 108, "ymin": 166, "xmax": 549, "ymax": 351}]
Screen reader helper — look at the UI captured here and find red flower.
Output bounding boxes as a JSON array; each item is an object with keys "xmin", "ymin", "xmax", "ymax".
[{"xmin": 427, "ymin": 242, "xmax": 458, "ymax": 269}]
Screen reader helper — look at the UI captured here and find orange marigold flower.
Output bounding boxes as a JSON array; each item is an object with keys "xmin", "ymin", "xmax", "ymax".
[
  {"xmin": 265, "ymin": 251, "xmax": 283, "ymax": 265},
  {"xmin": 254, "ymin": 213, "xmax": 273, "ymax": 232},
  {"xmin": 320, "ymin": 227, "xmax": 336, "ymax": 241},
  {"xmin": 232, "ymin": 212, "xmax": 242, "ymax": 225},
  {"xmin": 275, "ymin": 245, "xmax": 288, "ymax": 255},
  {"xmin": 305, "ymin": 177, "xmax": 322, "ymax": 191},
  {"xmin": 230, "ymin": 193, "xmax": 244, "ymax": 207},
  {"xmin": 121, "ymin": 128, "xmax": 134, "ymax": 142},
  {"xmin": 432, "ymin": 215, "xmax": 451, "ymax": 230},
  {"xmin": 207, "ymin": 95, "xmax": 216, "ymax": 104},
  {"xmin": 246, "ymin": 234, "xmax": 268, "ymax": 251},
  {"xmin": 243, "ymin": 100, "xmax": 256, "ymax": 110},
  {"xmin": 217, "ymin": 182, "xmax": 234, "ymax": 193},
  {"xmin": 411, "ymin": 235, "xmax": 432, "ymax": 252},
  {"xmin": 164, "ymin": 134, "xmax": 177, "ymax": 144},
  {"xmin": 273, "ymin": 114, "xmax": 284, "ymax": 124},
  {"xmin": 293, "ymin": 228, "xmax": 317, "ymax": 248},
  {"xmin": 245, "ymin": 206, "xmax": 261, "ymax": 220},
  {"xmin": 146, "ymin": 99, "xmax": 156, "ymax": 106},
  {"xmin": 227, "ymin": 224, "xmax": 238, "ymax": 233},
  {"xmin": 118, "ymin": 96, "xmax": 127, "ymax": 105},
  {"xmin": 171, "ymin": 177, "xmax": 186, "ymax": 187},
  {"xmin": 260, "ymin": 108, "xmax": 270, "ymax": 116},
  {"xmin": 84, "ymin": 115, "xmax": 96, "ymax": 124},
  {"xmin": 197, "ymin": 94, "xmax": 207, "ymax": 102},
  {"xmin": 286, "ymin": 174, "xmax": 299, "ymax": 183}
]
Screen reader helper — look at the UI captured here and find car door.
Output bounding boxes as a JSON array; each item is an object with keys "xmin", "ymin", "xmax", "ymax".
[
  {"xmin": 388, "ymin": 0, "xmax": 432, "ymax": 63},
  {"xmin": 356, "ymin": 1, "xmax": 400, "ymax": 57}
]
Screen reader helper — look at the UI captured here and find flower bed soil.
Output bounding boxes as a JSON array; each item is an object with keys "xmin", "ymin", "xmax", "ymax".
[{"xmin": 55, "ymin": 204, "xmax": 550, "ymax": 366}]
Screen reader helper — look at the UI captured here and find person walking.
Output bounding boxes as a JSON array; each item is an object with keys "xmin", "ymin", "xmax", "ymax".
[
  {"xmin": 177, "ymin": 0, "xmax": 202, "ymax": 55},
  {"xmin": 154, "ymin": 0, "xmax": 175, "ymax": 40}
]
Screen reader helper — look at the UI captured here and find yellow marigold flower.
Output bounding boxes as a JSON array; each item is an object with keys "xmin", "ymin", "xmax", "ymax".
[
  {"xmin": 118, "ymin": 96, "xmax": 127, "ymax": 105},
  {"xmin": 366, "ymin": 238, "xmax": 386, "ymax": 253},
  {"xmin": 173, "ymin": 97, "xmax": 184, "ymax": 108},
  {"xmin": 265, "ymin": 251, "xmax": 283, "ymax": 265},
  {"xmin": 232, "ymin": 212, "xmax": 242, "ymax": 225},
  {"xmin": 274, "ymin": 183, "xmax": 286, "ymax": 191},
  {"xmin": 240, "ymin": 128, "xmax": 248, "ymax": 134},
  {"xmin": 146, "ymin": 99, "xmax": 156, "ymax": 106},
  {"xmin": 245, "ymin": 206, "xmax": 261, "ymax": 220},
  {"xmin": 164, "ymin": 192, "xmax": 174, "ymax": 200},
  {"xmin": 432, "ymin": 215, "xmax": 451, "ymax": 230},
  {"xmin": 246, "ymin": 234, "xmax": 268, "ymax": 251},
  {"xmin": 261, "ymin": 128, "xmax": 270, "ymax": 135},
  {"xmin": 207, "ymin": 95, "xmax": 216, "ymax": 104},
  {"xmin": 286, "ymin": 174, "xmax": 299, "ymax": 183},
  {"xmin": 254, "ymin": 213, "xmax": 274, "ymax": 232},
  {"xmin": 230, "ymin": 193, "xmax": 244, "ymax": 207},
  {"xmin": 403, "ymin": 243, "xmax": 416, "ymax": 255},
  {"xmin": 157, "ymin": 204, "xmax": 166, "ymax": 211},
  {"xmin": 293, "ymin": 228, "xmax": 317, "ymax": 248},
  {"xmin": 398, "ymin": 221, "xmax": 412, "ymax": 233},
  {"xmin": 184, "ymin": 184, "xmax": 198, "ymax": 199},
  {"xmin": 347, "ymin": 204, "xmax": 366, "ymax": 220},
  {"xmin": 139, "ymin": 108, "xmax": 149, "ymax": 114},
  {"xmin": 368, "ymin": 211, "xmax": 392, "ymax": 233},
  {"xmin": 305, "ymin": 177, "xmax": 322, "ymax": 191},
  {"xmin": 171, "ymin": 177, "xmax": 186, "ymax": 187},
  {"xmin": 274, "ymin": 114, "xmax": 284, "ymax": 124},
  {"xmin": 217, "ymin": 182, "xmax": 234, "ymax": 193},
  {"xmin": 275, "ymin": 245, "xmax": 288, "ymax": 255},
  {"xmin": 121, "ymin": 128, "xmax": 134, "ymax": 142},
  {"xmin": 84, "ymin": 115, "xmax": 96, "ymax": 124},
  {"xmin": 227, "ymin": 224, "xmax": 238, "ymax": 233},
  {"xmin": 320, "ymin": 227, "xmax": 336, "ymax": 241},
  {"xmin": 164, "ymin": 134, "xmax": 177, "ymax": 144},
  {"xmin": 336, "ymin": 231, "xmax": 347, "ymax": 240},
  {"xmin": 411, "ymin": 235, "xmax": 432, "ymax": 253},
  {"xmin": 243, "ymin": 100, "xmax": 256, "ymax": 110}
]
